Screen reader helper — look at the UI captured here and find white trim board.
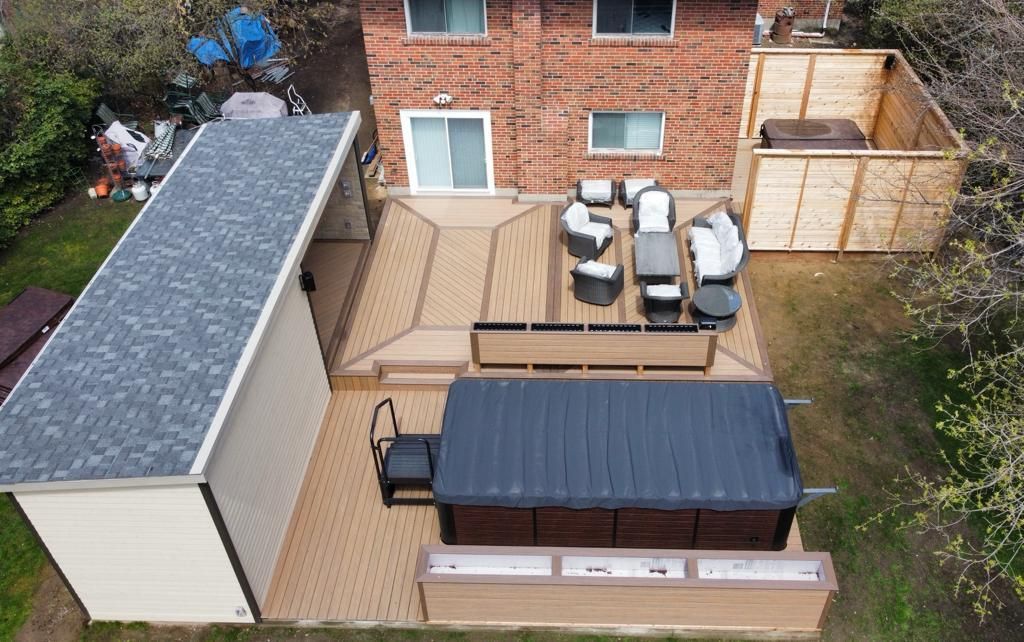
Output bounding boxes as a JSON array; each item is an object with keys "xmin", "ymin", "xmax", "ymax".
[
  {"xmin": 190, "ymin": 112, "xmax": 361, "ymax": 475},
  {"xmin": 400, "ymin": 109, "xmax": 496, "ymax": 195}
]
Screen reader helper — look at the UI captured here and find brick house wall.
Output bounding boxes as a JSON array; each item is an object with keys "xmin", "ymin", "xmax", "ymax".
[
  {"xmin": 361, "ymin": 0, "xmax": 759, "ymax": 197},
  {"xmin": 757, "ymin": 0, "xmax": 844, "ymax": 30}
]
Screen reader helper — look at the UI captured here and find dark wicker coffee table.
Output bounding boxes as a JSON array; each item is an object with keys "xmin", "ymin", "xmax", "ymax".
[
  {"xmin": 634, "ymin": 232, "xmax": 680, "ymax": 283},
  {"xmin": 691, "ymin": 284, "xmax": 742, "ymax": 331}
]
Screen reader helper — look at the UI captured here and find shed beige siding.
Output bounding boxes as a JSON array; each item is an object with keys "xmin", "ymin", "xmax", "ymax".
[
  {"xmin": 205, "ymin": 272, "xmax": 331, "ymax": 607},
  {"xmin": 14, "ymin": 484, "xmax": 251, "ymax": 623}
]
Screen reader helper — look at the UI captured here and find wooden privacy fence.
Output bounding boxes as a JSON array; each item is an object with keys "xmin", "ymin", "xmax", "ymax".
[
  {"xmin": 744, "ymin": 149, "xmax": 965, "ymax": 253},
  {"xmin": 416, "ymin": 545, "xmax": 838, "ymax": 633},
  {"xmin": 739, "ymin": 49, "xmax": 967, "ymax": 253}
]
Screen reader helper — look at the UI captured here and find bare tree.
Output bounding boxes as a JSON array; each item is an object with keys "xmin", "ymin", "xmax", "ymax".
[{"xmin": 867, "ymin": 0, "xmax": 1024, "ymax": 618}]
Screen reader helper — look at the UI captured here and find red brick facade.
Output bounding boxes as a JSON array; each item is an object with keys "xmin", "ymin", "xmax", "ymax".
[
  {"xmin": 361, "ymin": 0, "xmax": 759, "ymax": 195},
  {"xmin": 757, "ymin": 0, "xmax": 844, "ymax": 29}
]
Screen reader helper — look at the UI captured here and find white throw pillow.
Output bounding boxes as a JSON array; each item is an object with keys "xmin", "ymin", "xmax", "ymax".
[
  {"xmin": 729, "ymin": 235, "xmax": 745, "ymax": 272},
  {"xmin": 580, "ymin": 180, "xmax": 611, "ymax": 202},
  {"xmin": 639, "ymin": 190, "xmax": 671, "ymax": 219},
  {"xmin": 709, "ymin": 212, "xmax": 733, "ymax": 247},
  {"xmin": 637, "ymin": 212, "xmax": 670, "ymax": 233},
  {"xmin": 580, "ymin": 222, "xmax": 613, "ymax": 247},
  {"xmin": 646, "ymin": 284, "xmax": 682, "ymax": 298},
  {"xmin": 576, "ymin": 260, "xmax": 617, "ymax": 279},
  {"xmin": 624, "ymin": 178, "xmax": 656, "ymax": 201},
  {"xmin": 718, "ymin": 225, "xmax": 740, "ymax": 272},
  {"xmin": 563, "ymin": 202, "xmax": 589, "ymax": 231}
]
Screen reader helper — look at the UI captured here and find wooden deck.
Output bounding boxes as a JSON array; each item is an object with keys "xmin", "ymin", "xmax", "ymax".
[
  {"xmin": 262, "ymin": 387, "xmax": 805, "ymax": 623},
  {"xmin": 329, "ymin": 197, "xmax": 772, "ymax": 383}
]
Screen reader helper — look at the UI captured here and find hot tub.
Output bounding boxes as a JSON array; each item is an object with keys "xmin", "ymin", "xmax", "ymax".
[{"xmin": 433, "ymin": 379, "xmax": 802, "ymax": 551}]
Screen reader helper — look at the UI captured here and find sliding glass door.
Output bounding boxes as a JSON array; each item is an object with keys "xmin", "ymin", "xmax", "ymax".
[{"xmin": 401, "ymin": 111, "xmax": 493, "ymax": 193}]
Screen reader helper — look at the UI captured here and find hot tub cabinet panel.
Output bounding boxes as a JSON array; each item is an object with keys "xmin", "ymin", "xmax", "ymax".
[
  {"xmin": 616, "ymin": 508, "xmax": 697, "ymax": 549},
  {"xmin": 447, "ymin": 505, "xmax": 533, "ymax": 546},
  {"xmin": 438, "ymin": 504, "xmax": 795, "ymax": 551},
  {"xmin": 536, "ymin": 508, "xmax": 614, "ymax": 547}
]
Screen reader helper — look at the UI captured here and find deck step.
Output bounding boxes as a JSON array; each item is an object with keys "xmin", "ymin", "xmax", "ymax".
[{"xmin": 378, "ymin": 365, "xmax": 460, "ymax": 387}]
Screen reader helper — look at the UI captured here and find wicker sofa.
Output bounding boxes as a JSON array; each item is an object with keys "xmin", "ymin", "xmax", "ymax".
[
  {"xmin": 687, "ymin": 210, "xmax": 750, "ymax": 286},
  {"xmin": 631, "ymin": 186, "xmax": 676, "ymax": 234},
  {"xmin": 571, "ymin": 259, "xmax": 624, "ymax": 305},
  {"xmin": 560, "ymin": 202, "xmax": 614, "ymax": 259}
]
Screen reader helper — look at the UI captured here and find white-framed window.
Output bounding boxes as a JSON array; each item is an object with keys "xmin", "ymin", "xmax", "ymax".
[
  {"xmin": 589, "ymin": 112, "xmax": 665, "ymax": 154},
  {"xmin": 592, "ymin": 0, "xmax": 676, "ymax": 37},
  {"xmin": 405, "ymin": 0, "xmax": 487, "ymax": 35},
  {"xmin": 400, "ymin": 110, "xmax": 495, "ymax": 194}
]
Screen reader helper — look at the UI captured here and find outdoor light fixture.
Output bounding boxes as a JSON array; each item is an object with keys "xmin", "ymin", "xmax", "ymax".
[{"xmin": 433, "ymin": 92, "xmax": 455, "ymax": 107}]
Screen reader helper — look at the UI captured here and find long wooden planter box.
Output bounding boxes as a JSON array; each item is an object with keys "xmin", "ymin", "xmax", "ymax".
[{"xmin": 415, "ymin": 545, "xmax": 837, "ymax": 633}]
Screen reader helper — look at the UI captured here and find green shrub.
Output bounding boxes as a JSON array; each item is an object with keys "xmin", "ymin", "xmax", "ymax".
[{"xmin": 0, "ymin": 48, "xmax": 98, "ymax": 249}]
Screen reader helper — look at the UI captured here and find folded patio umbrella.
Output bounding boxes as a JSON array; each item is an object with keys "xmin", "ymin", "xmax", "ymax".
[{"xmin": 220, "ymin": 92, "xmax": 288, "ymax": 119}]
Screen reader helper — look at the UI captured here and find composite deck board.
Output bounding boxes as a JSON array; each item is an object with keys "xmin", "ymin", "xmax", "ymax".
[
  {"xmin": 264, "ymin": 388, "xmax": 807, "ymax": 621},
  {"xmin": 328, "ymin": 197, "xmax": 769, "ymax": 381},
  {"xmin": 337, "ymin": 206, "xmax": 434, "ymax": 365},
  {"xmin": 420, "ymin": 229, "xmax": 491, "ymax": 326},
  {"xmin": 263, "ymin": 389, "xmax": 446, "ymax": 621}
]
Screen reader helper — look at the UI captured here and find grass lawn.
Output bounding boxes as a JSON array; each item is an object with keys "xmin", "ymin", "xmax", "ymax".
[
  {"xmin": 0, "ymin": 194, "xmax": 142, "ymax": 306},
  {"xmin": 0, "ymin": 194, "xmax": 141, "ymax": 641},
  {"xmin": 750, "ymin": 257, "xmax": 1024, "ymax": 641}
]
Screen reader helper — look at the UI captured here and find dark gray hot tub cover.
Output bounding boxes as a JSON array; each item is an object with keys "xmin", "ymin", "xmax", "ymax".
[{"xmin": 433, "ymin": 379, "xmax": 802, "ymax": 511}]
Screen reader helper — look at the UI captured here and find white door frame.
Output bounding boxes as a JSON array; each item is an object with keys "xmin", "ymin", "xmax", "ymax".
[{"xmin": 400, "ymin": 109, "xmax": 495, "ymax": 195}]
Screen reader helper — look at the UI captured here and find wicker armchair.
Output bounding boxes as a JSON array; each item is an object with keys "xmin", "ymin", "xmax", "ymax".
[
  {"xmin": 689, "ymin": 211, "xmax": 749, "ymax": 286},
  {"xmin": 560, "ymin": 202, "xmax": 614, "ymax": 259},
  {"xmin": 571, "ymin": 260, "xmax": 624, "ymax": 306},
  {"xmin": 619, "ymin": 178, "xmax": 658, "ymax": 208},
  {"xmin": 576, "ymin": 179, "xmax": 616, "ymax": 206},
  {"xmin": 631, "ymin": 186, "xmax": 676, "ymax": 234},
  {"xmin": 641, "ymin": 282, "xmax": 689, "ymax": 323}
]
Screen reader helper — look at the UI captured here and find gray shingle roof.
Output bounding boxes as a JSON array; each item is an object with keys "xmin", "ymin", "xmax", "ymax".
[{"xmin": 0, "ymin": 112, "xmax": 353, "ymax": 485}]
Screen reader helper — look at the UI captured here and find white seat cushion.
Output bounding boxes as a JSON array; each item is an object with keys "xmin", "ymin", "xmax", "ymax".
[
  {"xmin": 693, "ymin": 253, "xmax": 723, "ymax": 286},
  {"xmin": 563, "ymin": 202, "xmax": 590, "ymax": 231},
  {"xmin": 637, "ymin": 212, "xmax": 670, "ymax": 233},
  {"xmin": 719, "ymin": 225, "xmax": 741, "ymax": 273},
  {"xmin": 580, "ymin": 221, "xmax": 613, "ymax": 247},
  {"xmin": 638, "ymin": 190, "xmax": 671, "ymax": 219},
  {"xmin": 646, "ymin": 284, "xmax": 682, "ymax": 298},
  {"xmin": 624, "ymin": 178, "xmax": 656, "ymax": 200},
  {"xmin": 580, "ymin": 180, "xmax": 612, "ymax": 201},
  {"xmin": 576, "ymin": 260, "xmax": 616, "ymax": 279}
]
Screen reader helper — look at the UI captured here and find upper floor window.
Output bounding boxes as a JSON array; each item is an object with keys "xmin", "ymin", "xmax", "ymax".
[
  {"xmin": 590, "ymin": 112, "xmax": 665, "ymax": 154},
  {"xmin": 406, "ymin": 0, "xmax": 486, "ymax": 35},
  {"xmin": 594, "ymin": 0, "xmax": 675, "ymax": 37}
]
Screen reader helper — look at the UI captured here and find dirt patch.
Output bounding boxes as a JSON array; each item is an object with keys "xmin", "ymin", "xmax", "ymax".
[
  {"xmin": 290, "ymin": 0, "xmax": 376, "ymax": 149},
  {"xmin": 15, "ymin": 566, "xmax": 85, "ymax": 642},
  {"xmin": 287, "ymin": 0, "xmax": 385, "ymax": 227}
]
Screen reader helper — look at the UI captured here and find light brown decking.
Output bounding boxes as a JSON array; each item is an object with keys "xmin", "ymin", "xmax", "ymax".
[
  {"xmin": 330, "ymin": 197, "xmax": 771, "ymax": 382},
  {"xmin": 262, "ymin": 387, "xmax": 805, "ymax": 623}
]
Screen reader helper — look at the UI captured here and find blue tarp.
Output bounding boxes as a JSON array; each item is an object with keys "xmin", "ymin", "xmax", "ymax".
[{"xmin": 188, "ymin": 8, "xmax": 281, "ymax": 69}]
